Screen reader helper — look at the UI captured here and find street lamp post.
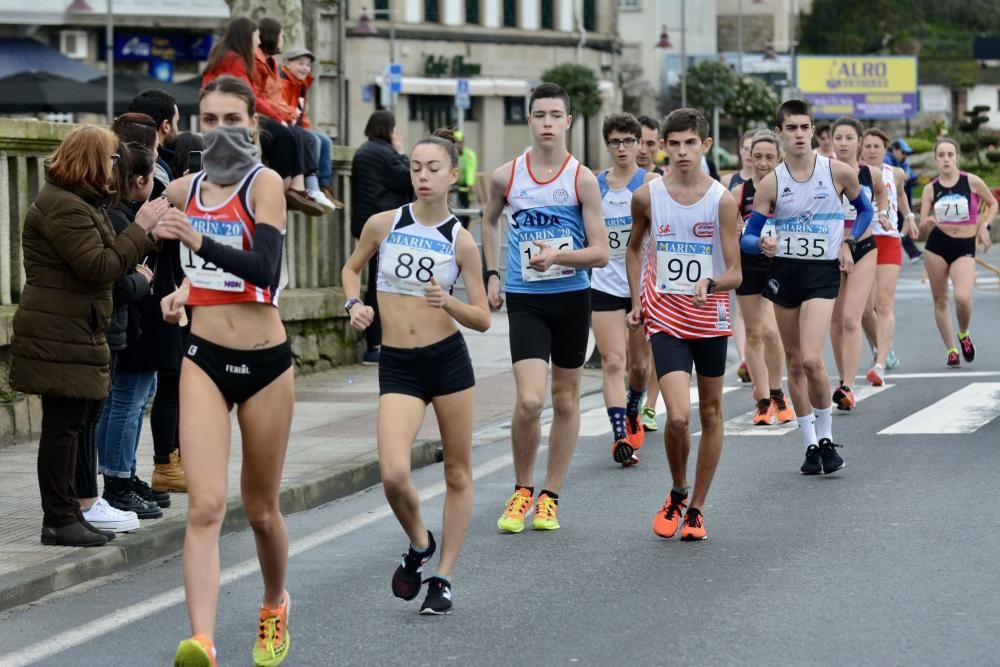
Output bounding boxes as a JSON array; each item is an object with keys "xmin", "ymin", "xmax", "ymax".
[
  {"xmin": 655, "ymin": 0, "xmax": 686, "ymax": 109},
  {"xmin": 352, "ymin": 3, "xmax": 397, "ymax": 113},
  {"xmin": 67, "ymin": 0, "xmax": 113, "ymax": 121}
]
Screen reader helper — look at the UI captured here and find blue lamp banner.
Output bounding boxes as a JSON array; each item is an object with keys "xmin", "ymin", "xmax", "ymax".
[{"xmin": 114, "ymin": 34, "xmax": 213, "ymax": 62}]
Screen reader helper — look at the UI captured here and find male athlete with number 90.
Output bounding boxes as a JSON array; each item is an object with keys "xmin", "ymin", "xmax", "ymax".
[{"xmin": 626, "ymin": 108, "xmax": 742, "ymax": 541}]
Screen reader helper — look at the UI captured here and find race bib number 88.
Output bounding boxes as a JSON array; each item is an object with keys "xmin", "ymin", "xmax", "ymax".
[
  {"xmin": 182, "ymin": 217, "xmax": 244, "ymax": 292},
  {"xmin": 520, "ymin": 235, "xmax": 574, "ymax": 282},
  {"xmin": 656, "ymin": 241, "xmax": 712, "ymax": 294},
  {"xmin": 381, "ymin": 243, "xmax": 451, "ymax": 296}
]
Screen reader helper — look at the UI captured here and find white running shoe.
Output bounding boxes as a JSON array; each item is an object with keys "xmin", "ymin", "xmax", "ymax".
[
  {"xmin": 307, "ymin": 189, "xmax": 340, "ymax": 211},
  {"xmin": 82, "ymin": 498, "xmax": 140, "ymax": 533}
]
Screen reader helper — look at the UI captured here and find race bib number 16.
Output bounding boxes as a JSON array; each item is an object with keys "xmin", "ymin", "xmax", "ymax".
[{"xmin": 520, "ymin": 235, "xmax": 575, "ymax": 282}]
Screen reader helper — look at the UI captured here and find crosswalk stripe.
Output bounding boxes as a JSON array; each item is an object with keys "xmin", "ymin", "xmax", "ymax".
[
  {"xmin": 878, "ymin": 382, "xmax": 1000, "ymax": 434},
  {"xmin": 695, "ymin": 384, "xmax": 894, "ymax": 437}
]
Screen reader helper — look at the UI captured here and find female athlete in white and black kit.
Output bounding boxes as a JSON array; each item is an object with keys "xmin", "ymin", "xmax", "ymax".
[
  {"xmin": 829, "ymin": 117, "xmax": 891, "ymax": 411},
  {"xmin": 156, "ymin": 76, "xmax": 294, "ymax": 667},
  {"xmin": 919, "ymin": 137, "xmax": 997, "ymax": 367},
  {"xmin": 342, "ymin": 136, "xmax": 490, "ymax": 615}
]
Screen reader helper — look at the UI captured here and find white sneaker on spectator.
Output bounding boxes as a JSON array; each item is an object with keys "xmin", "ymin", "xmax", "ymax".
[
  {"xmin": 82, "ymin": 498, "xmax": 140, "ymax": 533},
  {"xmin": 307, "ymin": 189, "xmax": 340, "ymax": 211}
]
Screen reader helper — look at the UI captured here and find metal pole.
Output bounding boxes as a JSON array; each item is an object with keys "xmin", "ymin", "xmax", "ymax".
[
  {"xmin": 388, "ymin": 0, "xmax": 396, "ymax": 113},
  {"xmin": 106, "ymin": 0, "xmax": 114, "ymax": 121},
  {"xmin": 789, "ymin": 0, "xmax": 797, "ymax": 96},
  {"xmin": 737, "ymin": 0, "xmax": 743, "ymax": 73},
  {"xmin": 713, "ymin": 106, "xmax": 720, "ymax": 169},
  {"xmin": 680, "ymin": 0, "xmax": 687, "ymax": 108}
]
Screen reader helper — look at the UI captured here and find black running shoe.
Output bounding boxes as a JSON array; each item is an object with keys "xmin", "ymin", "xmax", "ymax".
[
  {"xmin": 959, "ymin": 334, "xmax": 976, "ymax": 363},
  {"xmin": 132, "ymin": 476, "xmax": 171, "ymax": 508},
  {"xmin": 818, "ymin": 438, "xmax": 845, "ymax": 474},
  {"xmin": 392, "ymin": 531, "xmax": 436, "ymax": 601},
  {"xmin": 419, "ymin": 577, "xmax": 453, "ymax": 615},
  {"xmin": 800, "ymin": 445, "xmax": 822, "ymax": 475}
]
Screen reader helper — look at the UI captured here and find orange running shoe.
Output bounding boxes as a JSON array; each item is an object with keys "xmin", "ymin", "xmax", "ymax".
[
  {"xmin": 771, "ymin": 393, "xmax": 795, "ymax": 423},
  {"xmin": 253, "ymin": 591, "xmax": 291, "ymax": 666},
  {"xmin": 611, "ymin": 438, "xmax": 635, "ymax": 466},
  {"xmin": 174, "ymin": 634, "xmax": 217, "ymax": 667},
  {"xmin": 833, "ymin": 385, "xmax": 856, "ymax": 411},
  {"xmin": 497, "ymin": 488, "xmax": 533, "ymax": 533},
  {"xmin": 625, "ymin": 412, "xmax": 645, "ymax": 450},
  {"xmin": 680, "ymin": 508, "xmax": 707, "ymax": 541},
  {"xmin": 652, "ymin": 490, "xmax": 687, "ymax": 538},
  {"xmin": 752, "ymin": 398, "xmax": 773, "ymax": 426}
]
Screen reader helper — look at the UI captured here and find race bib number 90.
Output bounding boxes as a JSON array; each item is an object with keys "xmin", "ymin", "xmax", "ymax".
[
  {"xmin": 656, "ymin": 241, "xmax": 712, "ymax": 294},
  {"xmin": 520, "ymin": 235, "xmax": 575, "ymax": 282},
  {"xmin": 182, "ymin": 217, "xmax": 244, "ymax": 292}
]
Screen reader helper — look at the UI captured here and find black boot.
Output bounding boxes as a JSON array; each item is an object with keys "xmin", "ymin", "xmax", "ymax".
[
  {"xmin": 41, "ymin": 522, "xmax": 109, "ymax": 547},
  {"xmin": 132, "ymin": 475, "xmax": 171, "ymax": 508},
  {"xmin": 103, "ymin": 476, "xmax": 163, "ymax": 519},
  {"xmin": 80, "ymin": 518, "xmax": 116, "ymax": 541}
]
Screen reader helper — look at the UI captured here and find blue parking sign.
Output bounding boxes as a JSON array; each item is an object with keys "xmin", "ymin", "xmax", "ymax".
[
  {"xmin": 455, "ymin": 78, "xmax": 471, "ymax": 110},
  {"xmin": 389, "ymin": 63, "xmax": 403, "ymax": 93}
]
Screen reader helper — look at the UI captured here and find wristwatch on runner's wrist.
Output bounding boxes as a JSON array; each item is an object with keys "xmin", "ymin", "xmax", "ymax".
[
  {"xmin": 344, "ymin": 298, "xmax": 362, "ymax": 313},
  {"xmin": 843, "ymin": 237, "xmax": 857, "ymax": 252},
  {"xmin": 485, "ymin": 270, "xmax": 500, "ymax": 281},
  {"xmin": 706, "ymin": 278, "xmax": 717, "ymax": 294}
]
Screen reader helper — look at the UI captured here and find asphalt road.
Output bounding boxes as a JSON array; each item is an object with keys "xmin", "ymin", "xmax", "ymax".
[{"xmin": 2, "ymin": 263, "xmax": 999, "ymax": 667}]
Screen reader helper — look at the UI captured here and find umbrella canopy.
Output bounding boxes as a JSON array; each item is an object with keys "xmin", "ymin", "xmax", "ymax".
[
  {"xmin": 0, "ymin": 71, "xmax": 108, "ymax": 114},
  {"xmin": 89, "ymin": 72, "xmax": 201, "ymax": 115}
]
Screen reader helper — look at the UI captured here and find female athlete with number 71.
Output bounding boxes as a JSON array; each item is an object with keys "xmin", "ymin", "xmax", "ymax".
[{"xmin": 341, "ymin": 135, "xmax": 491, "ymax": 615}]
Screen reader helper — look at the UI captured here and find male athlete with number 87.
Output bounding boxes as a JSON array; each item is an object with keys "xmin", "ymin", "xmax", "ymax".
[
  {"xmin": 740, "ymin": 100, "xmax": 874, "ymax": 476},
  {"xmin": 626, "ymin": 109, "xmax": 742, "ymax": 541}
]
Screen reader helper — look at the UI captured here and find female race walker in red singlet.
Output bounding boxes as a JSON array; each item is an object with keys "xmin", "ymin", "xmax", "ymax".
[
  {"xmin": 342, "ymin": 136, "xmax": 490, "ymax": 614},
  {"xmin": 919, "ymin": 137, "xmax": 997, "ymax": 367},
  {"xmin": 157, "ymin": 76, "xmax": 294, "ymax": 667},
  {"xmin": 829, "ymin": 117, "xmax": 891, "ymax": 410}
]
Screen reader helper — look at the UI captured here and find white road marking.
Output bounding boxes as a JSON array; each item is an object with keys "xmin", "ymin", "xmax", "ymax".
[
  {"xmin": 4, "ymin": 450, "xmax": 523, "ymax": 667},
  {"xmin": 867, "ymin": 371, "xmax": 1000, "ymax": 379},
  {"xmin": 700, "ymin": 384, "xmax": 894, "ymax": 437},
  {"xmin": 878, "ymin": 383, "xmax": 1000, "ymax": 435}
]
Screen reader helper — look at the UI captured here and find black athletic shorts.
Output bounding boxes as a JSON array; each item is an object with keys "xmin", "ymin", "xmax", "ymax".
[
  {"xmin": 506, "ymin": 289, "xmax": 591, "ymax": 368},
  {"xmin": 650, "ymin": 332, "xmax": 728, "ymax": 378},
  {"xmin": 925, "ymin": 227, "xmax": 976, "ymax": 265},
  {"xmin": 185, "ymin": 334, "xmax": 292, "ymax": 405},
  {"xmin": 590, "ymin": 288, "xmax": 632, "ymax": 312},
  {"xmin": 851, "ymin": 236, "xmax": 877, "ymax": 263},
  {"xmin": 379, "ymin": 331, "xmax": 475, "ymax": 402},
  {"xmin": 764, "ymin": 258, "xmax": 841, "ymax": 309},
  {"xmin": 735, "ymin": 251, "xmax": 772, "ymax": 296}
]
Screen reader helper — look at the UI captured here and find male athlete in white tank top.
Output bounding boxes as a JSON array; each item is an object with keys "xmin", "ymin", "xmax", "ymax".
[
  {"xmin": 741, "ymin": 100, "xmax": 873, "ymax": 478},
  {"xmin": 627, "ymin": 109, "xmax": 742, "ymax": 542}
]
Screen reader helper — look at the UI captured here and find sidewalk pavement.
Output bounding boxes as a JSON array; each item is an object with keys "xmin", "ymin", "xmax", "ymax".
[{"xmin": 0, "ymin": 313, "xmax": 604, "ymax": 613}]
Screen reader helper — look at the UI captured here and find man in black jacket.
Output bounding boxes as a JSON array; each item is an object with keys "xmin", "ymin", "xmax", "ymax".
[
  {"xmin": 128, "ymin": 89, "xmax": 180, "ymax": 199},
  {"xmin": 350, "ymin": 110, "xmax": 414, "ymax": 363}
]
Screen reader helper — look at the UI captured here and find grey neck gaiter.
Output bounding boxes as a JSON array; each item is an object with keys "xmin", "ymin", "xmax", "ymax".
[{"xmin": 202, "ymin": 126, "xmax": 261, "ymax": 185}]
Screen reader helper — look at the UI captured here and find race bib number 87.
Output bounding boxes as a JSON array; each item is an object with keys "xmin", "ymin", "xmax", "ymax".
[
  {"xmin": 656, "ymin": 241, "xmax": 712, "ymax": 294},
  {"xmin": 182, "ymin": 217, "xmax": 245, "ymax": 292},
  {"xmin": 605, "ymin": 217, "xmax": 632, "ymax": 258}
]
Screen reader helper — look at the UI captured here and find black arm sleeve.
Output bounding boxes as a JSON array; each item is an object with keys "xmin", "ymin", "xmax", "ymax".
[
  {"xmin": 113, "ymin": 272, "xmax": 150, "ymax": 305},
  {"xmin": 195, "ymin": 223, "xmax": 283, "ymax": 287}
]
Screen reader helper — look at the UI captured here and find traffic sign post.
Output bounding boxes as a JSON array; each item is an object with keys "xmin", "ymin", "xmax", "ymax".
[
  {"xmin": 455, "ymin": 78, "xmax": 470, "ymax": 132},
  {"xmin": 389, "ymin": 62, "xmax": 403, "ymax": 93}
]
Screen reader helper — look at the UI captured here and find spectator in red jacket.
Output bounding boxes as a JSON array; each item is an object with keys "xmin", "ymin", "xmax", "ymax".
[
  {"xmin": 280, "ymin": 46, "xmax": 338, "ymax": 208},
  {"xmin": 202, "ymin": 16, "xmax": 323, "ymax": 216},
  {"xmin": 257, "ymin": 18, "xmax": 337, "ymax": 211}
]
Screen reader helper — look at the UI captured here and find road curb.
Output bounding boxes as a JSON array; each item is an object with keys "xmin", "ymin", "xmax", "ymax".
[
  {"xmin": 0, "ymin": 383, "xmax": 606, "ymax": 614},
  {"xmin": 0, "ymin": 438, "xmax": 443, "ymax": 614}
]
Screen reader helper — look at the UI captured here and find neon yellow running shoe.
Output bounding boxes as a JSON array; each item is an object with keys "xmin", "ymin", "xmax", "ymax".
[
  {"xmin": 641, "ymin": 405, "xmax": 658, "ymax": 432},
  {"xmin": 497, "ymin": 488, "xmax": 533, "ymax": 533},
  {"xmin": 531, "ymin": 493, "xmax": 560, "ymax": 531},
  {"xmin": 253, "ymin": 591, "xmax": 291, "ymax": 667},
  {"xmin": 174, "ymin": 634, "xmax": 217, "ymax": 667}
]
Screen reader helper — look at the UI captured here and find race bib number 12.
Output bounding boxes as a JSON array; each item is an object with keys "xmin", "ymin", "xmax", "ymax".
[{"xmin": 182, "ymin": 217, "xmax": 245, "ymax": 292}]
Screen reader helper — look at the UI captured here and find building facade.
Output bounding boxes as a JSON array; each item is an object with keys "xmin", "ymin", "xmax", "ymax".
[{"xmin": 343, "ymin": 0, "xmax": 621, "ymax": 173}]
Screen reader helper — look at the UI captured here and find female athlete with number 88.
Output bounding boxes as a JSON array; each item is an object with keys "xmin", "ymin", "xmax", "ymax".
[{"xmin": 341, "ymin": 136, "xmax": 491, "ymax": 615}]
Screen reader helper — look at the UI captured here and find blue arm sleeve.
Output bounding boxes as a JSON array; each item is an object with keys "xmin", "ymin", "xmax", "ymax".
[
  {"xmin": 848, "ymin": 192, "xmax": 873, "ymax": 240},
  {"xmin": 739, "ymin": 211, "xmax": 769, "ymax": 255}
]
